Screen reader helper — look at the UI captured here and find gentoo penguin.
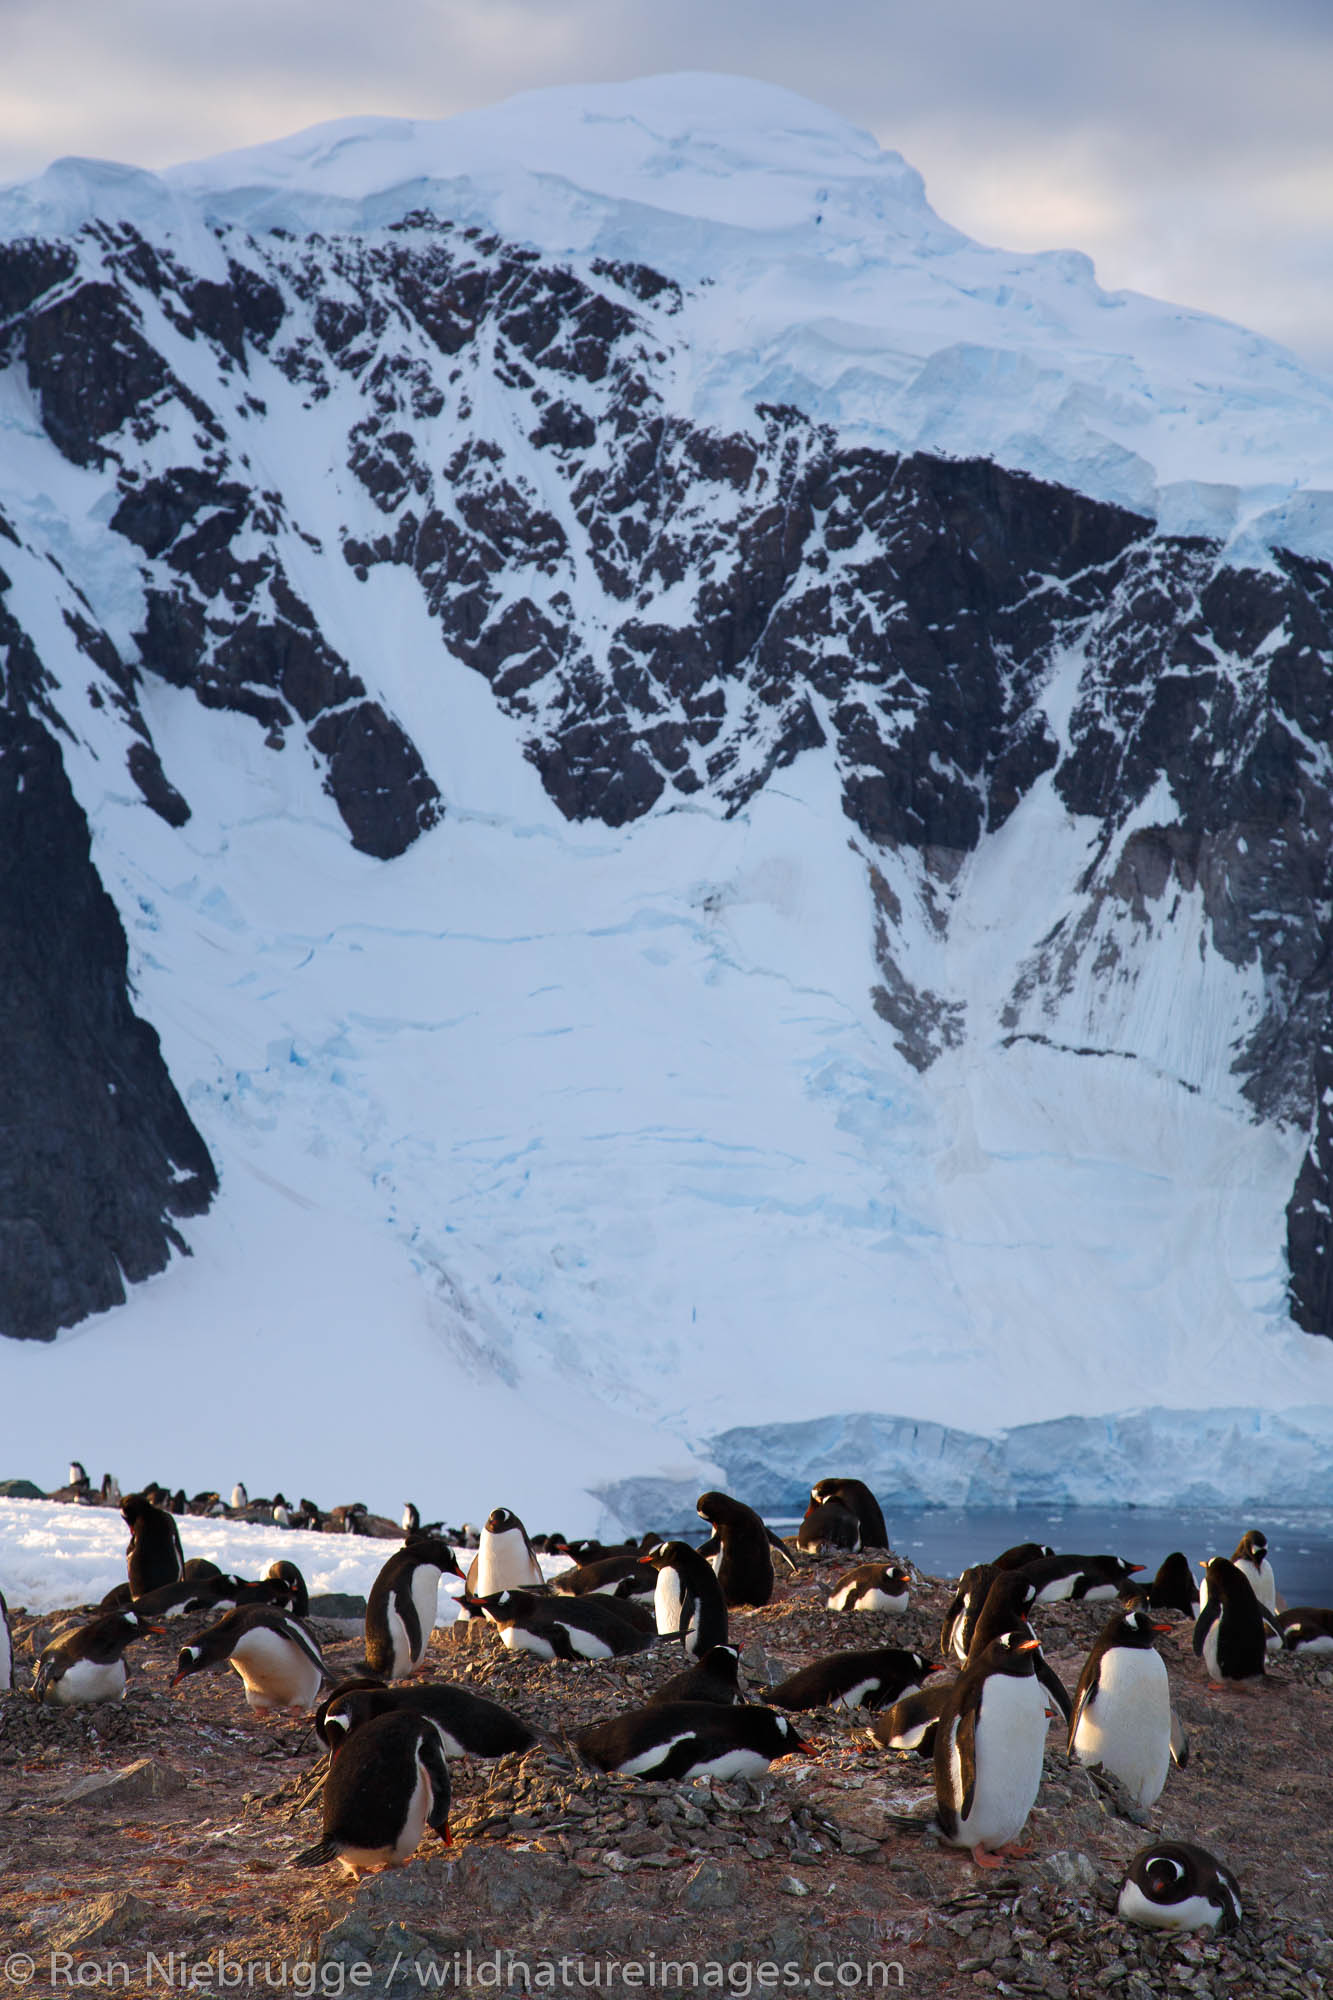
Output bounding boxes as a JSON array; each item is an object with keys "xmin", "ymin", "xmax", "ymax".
[
  {"xmin": 99, "ymin": 1576, "xmax": 232, "ymax": 1621},
  {"xmin": 1067, "ymin": 1609, "xmax": 1174, "ymax": 1808},
  {"xmin": 767, "ymin": 1646, "xmax": 938, "ymax": 1714},
  {"xmin": 993, "ymin": 1543, "xmax": 1055, "ymax": 1572},
  {"xmin": 465, "ymin": 1508, "xmax": 544, "ymax": 1595},
  {"xmin": 467, "ymin": 1588, "xmax": 657, "ymax": 1661},
  {"xmin": 649, "ymin": 1643, "xmax": 744, "ymax": 1707},
  {"xmin": 696, "ymin": 1491, "xmax": 794, "ymax": 1607},
  {"xmin": 1231, "ymin": 1530, "xmax": 1278, "ymax": 1612},
  {"xmin": 0, "ymin": 1588, "xmax": 11, "ymax": 1692},
  {"xmin": 827, "ymin": 1563, "xmax": 911, "ymax": 1614},
  {"xmin": 366, "ymin": 1537, "xmax": 465, "ymax": 1680},
  {"xmin": 941, "ymin": 1564, "xmax": 1001, "ymax": 1663},
  {"xmin": 1118, "ymin": 1843, "xmax": 1242, "ymax": 1933},
  {"xmin": 32, "ymin": 1611, "xmax": 157, "ymax": 1705},
  {"xmin": 182, "ymin": 1557, "xmax": 223, "ymax": 1581},
  {"xmin": 575, "ymin": 1702, "xmax": 806, "ymax": 1781},
  {"xmin": 797, "ymin": 1496, "xmax": 862, "ymax": 1554},
  {"xmin": 121, "ymin": 1492, "xmax": 185, "ymax": 1597},
  {"xmin": 966, "ymin": 1572, "xmax": 1070, "ymax": 1725},
  {"xmin": 315, "ymin": 1676, "xmax": 538, "ymax": 1759},
  {"xmin": 298, "ymin": 1710, "xmax": 452, "ymax": 1878},
  {"xmin": 870, "ymin": 1678, "xmax": 954, "ymax": 1758},
  {"xmin": 1193, "ymin": 1559, "xmax": 1268, "ymax": 1686},
  {"xmin": 231, "ymin": 1482, "xmax": 249, "ymax": 1513},
  {"xmin": 810, "ymin": 1478, "xmax": 889, "ymax": 1550},
  {"xmin": 640, "ymin": 1542, "xmax": 729, "ymax": 1657},
  {"xmin": 267, "ymin": 1560, "xmax": 309, "ymax": 1619},
  {"xmin": 1142, "ymin": 1551, "xmax": 1200, "ymax": 1618},
  {"xmin": 932, "ymin": 1626, "xmax": 1048, "ymax": 1865},
  {"xmin": 1280, "ymin": 1607, "xmax": 1333, "ymax": 1655},
  {"xmin": 552, "ymin": 1553, "xmax": 656, "ymax": 1602},
  {"xmin": 1017, "ymin": 1553, "xmax": 1144, "ymax": 1605},
  {"xmin": 173, "ymin": 1606, "xmax": 328, "ymax": 1713}
]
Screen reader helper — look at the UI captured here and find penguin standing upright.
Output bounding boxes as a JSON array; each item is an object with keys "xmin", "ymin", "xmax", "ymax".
[
  {"xmin": 1118, "ymin": 1843, "xmax": 1242, "ymax": 1933},
  {"xmin": 299, "ymin": 1710, "xmax": 452, "ymax": 1878},
  {"xmin": 797, "ymin": 1496, "xmax": 862, "ymax": 1554},
  {"xmin": 466, "ymin": 1509, "xmax": 544, "ymax": 1595},
  {"xmin": 809, "ymin": 1479, "xmax": 889, "ymax": 1550},
  {"xmin": 1230, "ymin": 1531, "xmax": 1278, "ymax": 1612},
  {"xmin": 967, "ymin": 1572, "xmax": 1070, "ymax": 1725},
  {"xmin": 941, "ymin": 1564, "xmax": 1000, "ymax": 1662},
  {"xmin": 121, "ymin": 1492, "xmax": 185, "ymax": 1597},
  {"xmin": 173, "ymin": 1607, "xmax": 328, "ymax": 1713},
  {"xmin": 1193, "ymin": 1559, "xmax": 1269, "ymax": 1686},
  {"xmin": 1144, "ymin": 1552, "xmax": 1200, "ymax": 1618},
  {"xmin": 1067, "ymin": 1609, "xmax": 1174, "ymax": 1808},
  {"xmin": 933, "ymin": 1626, "xmax": 1048, "ymax": 1865},
  {"xmin": 32, "ymin": 1611, "xmax": 157, "ymax": 1705},
  {"xmin": 366, "ymin": 1538, "xmax": 464, "ymax": 1680},
  {"xmin": 696, "ymin": 1492, "xmax": 793, "ymax": 1607},
  {"xmin": 641, "ymin": 1542, "xmax": 729, "ymax": 1657}
]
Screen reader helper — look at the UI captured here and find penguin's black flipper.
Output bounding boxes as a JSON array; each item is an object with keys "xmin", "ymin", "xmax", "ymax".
[
  {"xmin": 420, "ymin": 1729, "xmax": 453, "ymax": 1841},
  {"xmin": 1034, "ymin": 1653, "xmax": 1071, "ymax": 1727},
  {"xmin": 677, "ymin": 1580, "xmax": 700, "ymax": 1650},
  {"xmin": 1065, "ymin": 1657, "xmax": 1097, "ymax": 1754},
  {"xmin": 939, "ymin": 1586, "xmax": 966, "ymax": 1660},
  {"xmin": 765, "ymin": 1528, "xmax": 798, "ymax": 1573},
  {"xmin": 955, "ymin": 1700, "xmax": 979, "ymax": 1822},
  {"xmin": 695, "ymin": 1533, "xmax": 721, "ymax": 1559},
  {"xmin": 1192, "ymin": 1598, "xmax": 1220, "ymax": 1659},
  {"xmin": 1169, "ymin": 1709, "xmax": 1189, "ymax": 1769},
  {"xmin": 292, "ymin": 1837, "xmax": 340, "ymax": 1868}
]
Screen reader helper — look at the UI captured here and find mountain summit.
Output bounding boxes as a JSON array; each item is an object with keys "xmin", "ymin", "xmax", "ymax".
[{"xmin": 0, "ymin": 78, "xmax": 1330, "ymax": 1524}]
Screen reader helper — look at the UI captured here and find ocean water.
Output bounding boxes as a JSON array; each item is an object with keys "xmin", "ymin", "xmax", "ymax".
[{"xmin": 877, "ymin": 1505, "xmax": 1333, "ymax": 1605}]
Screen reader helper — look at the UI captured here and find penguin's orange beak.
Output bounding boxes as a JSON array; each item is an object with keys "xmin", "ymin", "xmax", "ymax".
[
  {"xmin": 1015, "ymin": 1636, "xmax": 1041, "ymax": 1652},
  {"xmin": 1128, "ymin": 1565, "xmax": 1145, "ymax": 1574},
  {"xmin": 924, "ymin": 1661, "xmax": 946, "ymax": 1674},
  {"xmin": 1152, "ymin": 1622, "xmax": 1173, "ymax": 1634}
]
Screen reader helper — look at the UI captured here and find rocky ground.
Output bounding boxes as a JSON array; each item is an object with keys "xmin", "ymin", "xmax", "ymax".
[{"xmin": 1, "ymin": 1555, "xmax": 1330, "ymax": 1998}]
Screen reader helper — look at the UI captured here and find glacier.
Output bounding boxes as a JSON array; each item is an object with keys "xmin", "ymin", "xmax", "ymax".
[{"xmin": 0, "ymin": 76, "xmax": 1330, "ymax": 1537}]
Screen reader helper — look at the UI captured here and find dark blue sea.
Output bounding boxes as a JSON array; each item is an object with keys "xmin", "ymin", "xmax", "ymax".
[{"xmin": 876, "ymin": 1505, "xmax": 1333, "ymax": 1605}]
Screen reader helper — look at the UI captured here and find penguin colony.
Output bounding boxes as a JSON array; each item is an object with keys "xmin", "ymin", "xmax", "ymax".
[{"xmin": 3, "ymin": 1481, "xmax": 1329, "ymax": 1955}]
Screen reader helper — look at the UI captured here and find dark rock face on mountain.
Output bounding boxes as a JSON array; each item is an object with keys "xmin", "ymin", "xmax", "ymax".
[
  {"xmin": 0, "ymin": 697, "xmax": 216, "ymax": 1340},
  {"xmin": 0, "ymin": 206, "xmax": 1329, "ymax": 1337}
]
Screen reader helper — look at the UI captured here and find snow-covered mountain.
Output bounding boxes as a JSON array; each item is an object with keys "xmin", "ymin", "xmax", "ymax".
[{"xmin": 1, "ymin": 75, "xmax": 1331, "ymax": 1532}]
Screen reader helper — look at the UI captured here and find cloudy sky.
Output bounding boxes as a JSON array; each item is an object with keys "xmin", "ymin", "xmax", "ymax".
[{"xmin": 5, "ymin": 0, "xmax": 1331, "ymax": 369}]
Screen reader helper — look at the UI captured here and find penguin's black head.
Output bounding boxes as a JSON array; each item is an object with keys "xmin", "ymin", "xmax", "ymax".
[
  {"xmin": 171, "ymin": 1643, "xmax": 205, "ymax": 1687},
  {"xmin": 1142, "ymin": 1852, "xmax": 1187, "ymax": 1901},
  {"xmin": 1235, "ymin": 1530, "xmax": 1267, "ymax": 1562},
  {"xmin": 774, "ymin": 1713, "xmax": 810, "ymax": 1755},
  {"xmin": 1121, "ymin": 1608, "xmax": 1172, "ymax": 1643},
  {"xmin": 484, "ymin": 1507, "xmax": 523, "ymax": 1536},
  {"xmin": 995, "ymin": 1623, "xmax": 1041, "ymax": 1661}
]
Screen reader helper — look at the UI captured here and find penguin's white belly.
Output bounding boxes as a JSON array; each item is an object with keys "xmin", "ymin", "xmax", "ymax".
[
  {"xmin": 408, "ymin": 1567, "xmax": 441, "ymax": 1664},
  {"xmin": 689, "ymin": 1746, "xmax": 774, "ymax": 1781},
  {"xmin": 947, "ymin": 1677, "xmax": 1046, "ymax": 1851},
  {"xmin": 1118, "ymin": 1882, "xmax": 1226, "ymax": 1932},
  {"xmin": 1071, "ymin": 1650, "xmax": 1170, "ymax": 1807},
  {"xmin": 47, "ymin": 1657, "xmax": 127, "ymax": 1705},
  {"xmin": 230, "ymin": 1629, "xmax": 322, "ymax": 1710},
  {"xmin": 1079, "ymin": 1583, "xmax": 1120, "ymax": 1602},
  {"xmin": 559, "ymin": 1624, "xmax": 614, "ymax": 1660},
  {"xmin": 835, "ymin": 1677, "xmax": 881, "ymax": 1712},
  {"xmin": 619, "ymin": 1732, "xmax": 691, "ymax": 1777},
  {"xmin": 1234, "ymin": 1559, "xmax": 1277, "ymax": 1612},
  {"xmin": 338, "ymin": 1768, "xmax": 433, "ymax": 1876},
  {"xmin": 1289, "ymin": 1629, "xmax": 1333, "ymax": 1655},
  {"xmin": 654, "ymin": 1571, "xmax": 684, "ymax": 1637},
  {"xmin": 499, "ymin": 1624, "xmax": 556, "ymax": 1661},
  {"xmin": 385, "ymin": 1601, "xmax": 414, "ymax": 1681},
  {"xmin": 476, "ymin": 1529, "xmax": 541, "ymax": 1595},
  {"xmin": 1033, "ymin": 1577, "xmax": 1076, "ymax": 1605}
]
